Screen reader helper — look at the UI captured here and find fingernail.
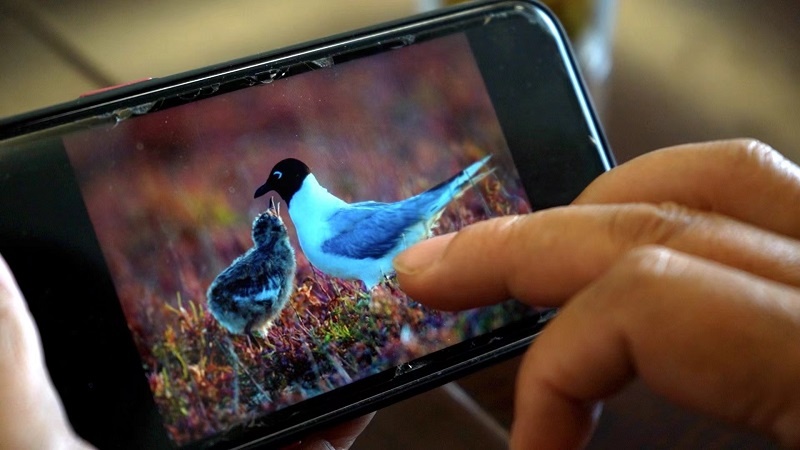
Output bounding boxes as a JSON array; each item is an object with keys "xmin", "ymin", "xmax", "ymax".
[
  {"xmin": 283, "ymin": 439, "xmax": 335, "ymax": 450},
  {"xmin": 592, "ymin": 401, "xmax": 604, "ymax": 421},
  {"xmin": 393, "ymin": 233, "xmax": 455, "ymax": 275},
  {"xmin": 0, "ymin": 255, "xmax": 18, "ymax": 301}
]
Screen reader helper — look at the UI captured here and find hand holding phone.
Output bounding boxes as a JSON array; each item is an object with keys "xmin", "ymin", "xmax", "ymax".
[{"xmin": 0, "ymin": 254, "xmax": 91, "ymax": 450}]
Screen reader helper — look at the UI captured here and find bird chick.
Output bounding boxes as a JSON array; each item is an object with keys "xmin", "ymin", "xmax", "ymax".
[
  {"xmin": 253, "ymin": 156, "xmax": 491, "ymax": 289},
  {"xmin": 206, "ymin": 198, "xmax": 296, "ymax": 337}
]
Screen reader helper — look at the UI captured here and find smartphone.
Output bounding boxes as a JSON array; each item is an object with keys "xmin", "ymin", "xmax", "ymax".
[{"xmin": 0, "ymin": 1, "xmax": 612, "ymax": 448}]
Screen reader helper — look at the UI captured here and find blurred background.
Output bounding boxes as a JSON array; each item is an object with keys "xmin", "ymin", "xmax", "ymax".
[{"xmin": 1, "ymin": 0, "xmax": 798, "ymax": 448}]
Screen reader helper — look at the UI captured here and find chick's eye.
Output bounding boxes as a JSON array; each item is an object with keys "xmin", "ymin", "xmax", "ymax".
[{"xmin": 273, "ymin": 171, "xmax": 283, "ymax": 179}]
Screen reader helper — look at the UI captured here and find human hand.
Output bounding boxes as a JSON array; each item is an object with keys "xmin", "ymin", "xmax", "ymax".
[
  {"xmin": 394, "ymin": 140, "xmax": 800, "ymax": 449},
  {"xmin": 0, "ymin": 254, "xmax": 92, "ymax": 449}
]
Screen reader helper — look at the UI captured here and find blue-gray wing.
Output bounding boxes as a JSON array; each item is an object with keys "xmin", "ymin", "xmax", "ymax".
[
  {"xmin": 320, "ymin": 157, "xmax": 491, "ymax": 260},
  {"xmin": 321, "ymin": 201, "xmax": 424, "ymax": 259}
]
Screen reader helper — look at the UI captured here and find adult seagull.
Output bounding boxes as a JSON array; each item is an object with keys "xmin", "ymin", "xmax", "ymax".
[{"xmin": 254, "ymin": 156, "xmax": 491, "ymax": 289}]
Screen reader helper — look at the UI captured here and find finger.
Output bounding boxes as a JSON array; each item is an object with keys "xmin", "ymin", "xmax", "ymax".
[
  {"xmin": 0, "ymin": 255, "xmax": 92, "ymax": 449},
  {"xmin": 394, "ymin": 203, "xmax": 800, "ymax": 310},
  {"xmin": 510, "ymin": 247, "xmax": 800, "ymax": 450},
  {"xmin": 0, "ymin": 255, "xmax": 41, "ymax": 374},
  {"xmin": 575, "ymin": 139, "xmax": 800, "ymax": 239},
  {"xmin": 319, "ymin": 413, "xmax": 374, "ymax": 449},
  {"xmin": 291, "ymin": 413, "xmax": 374, "ymax": 450}
]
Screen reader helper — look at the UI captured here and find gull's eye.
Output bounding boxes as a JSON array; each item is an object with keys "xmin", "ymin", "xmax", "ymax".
[{"xmin": 273, "ymin": 170, "xmax": 283, "ymax": 179}]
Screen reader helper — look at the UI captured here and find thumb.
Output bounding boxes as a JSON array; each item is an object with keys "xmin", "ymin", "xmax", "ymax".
[{"xmin": 0, "ymin": 255, "xmax": 93, "ymax": 449}]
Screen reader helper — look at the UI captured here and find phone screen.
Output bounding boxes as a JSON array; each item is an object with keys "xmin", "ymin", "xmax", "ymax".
[
  {"xmin": 0, "ymin": 3, "xmax": 611, "ymax": 449},
  {"xmin": 65, "ymin": 32, "xmax": 533, "ymax": 446}
]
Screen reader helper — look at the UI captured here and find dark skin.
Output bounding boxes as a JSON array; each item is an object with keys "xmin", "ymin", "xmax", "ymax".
[{"xmin": 2, "ymin": 140, "xmax": 799, "ymax": 449}]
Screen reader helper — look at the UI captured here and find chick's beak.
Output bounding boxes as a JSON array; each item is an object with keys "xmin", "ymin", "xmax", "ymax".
[{"xmin": 267, "ymin": 196, "xmax": 281, "ymax": 217}]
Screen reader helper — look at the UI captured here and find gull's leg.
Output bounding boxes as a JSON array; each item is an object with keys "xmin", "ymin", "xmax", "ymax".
[{"xmin": 310, "ymin": 263, "xmax": 338, "ymax": 301}]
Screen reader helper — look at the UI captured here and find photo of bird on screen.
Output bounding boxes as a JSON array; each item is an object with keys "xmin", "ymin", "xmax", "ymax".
[
  {"xmin": 253, "ymin": 156, "xmax": 492, "ymax": 289},
  {"xmin": 64, "ymin": 34, "xmax": 538, "ymax": 444},
  {"xmin": 206, "ymin": 197, "xmax": 296, "ymax": 337}
]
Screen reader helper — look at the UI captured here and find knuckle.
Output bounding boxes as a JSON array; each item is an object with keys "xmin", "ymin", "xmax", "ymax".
[
  {"xmin": 616, "ymin": 245, "xmax": 680, "ymax": 281},
  {"xmin": 593, "ymin": 245, "xmax": 684, "ymax": 306},
  {"xmin": 607, "ymin": 202, "xmax": 697, "ymax": 248},
  {"xmin": 578, "ymin": 245, "xmax": 682, "ymax": 312},
  {"xmin": 724, "ymin": 139, "xmax": 800, "ymax": 201},
  {"xmin": 727, "ymin": 138, "xmax": 786, "ymax": 171}
]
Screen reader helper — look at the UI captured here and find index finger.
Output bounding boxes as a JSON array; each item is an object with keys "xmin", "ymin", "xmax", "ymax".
[
  {"xmin": 393, "ymin": 203, "xmax": 800, "ymax": 310},
  {"xmin": 394, "ymin": 140, "xmax": 800, "ymax": 310}
]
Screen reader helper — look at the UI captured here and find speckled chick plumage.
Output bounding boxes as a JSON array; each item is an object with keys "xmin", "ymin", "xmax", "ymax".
[{"xmin": 207, "ymin": 200, "xmax": 296, "ymax": 336}]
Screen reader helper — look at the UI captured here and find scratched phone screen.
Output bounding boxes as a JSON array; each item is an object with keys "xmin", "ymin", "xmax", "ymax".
[{"xmin": 62, "ymin": 33, "xmax": 535, "ymax": 446}]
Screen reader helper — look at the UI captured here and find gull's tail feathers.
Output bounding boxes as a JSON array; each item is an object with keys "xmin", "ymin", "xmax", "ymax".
[{"xmin": 420, "ymin": 155, "xmax": 494, "ymax": 217}]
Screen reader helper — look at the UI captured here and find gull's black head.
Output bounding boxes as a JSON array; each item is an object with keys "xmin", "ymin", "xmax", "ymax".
[{"xmin": 254, "ymin": 158, "xmax": 310, "ymax": 206}]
